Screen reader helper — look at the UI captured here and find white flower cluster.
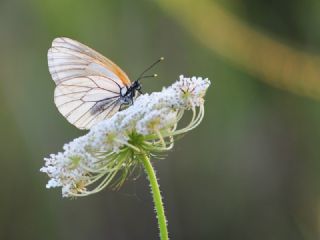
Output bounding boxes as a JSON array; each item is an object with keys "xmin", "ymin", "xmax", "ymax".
[{"xmin": 41, "ymin": 75, "xmax": 210, "ymax": 197}]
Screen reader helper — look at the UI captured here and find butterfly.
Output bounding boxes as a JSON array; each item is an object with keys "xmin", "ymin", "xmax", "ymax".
[{"xmin": 48, "ymin": 37, "xmax": 162, "ymax": 130}]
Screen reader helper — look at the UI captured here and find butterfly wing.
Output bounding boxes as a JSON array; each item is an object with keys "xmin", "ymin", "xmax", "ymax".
[
  {"xmin": 48, "ymin": 37, "xmax": 130, "ymax": 129},
  {"xmin": 54, "ymin": 76, "xmax": 123, "ymax": 129},
  {"xmin": 48, "ymin": 37, "xmax": 131, "ymax": 86}
]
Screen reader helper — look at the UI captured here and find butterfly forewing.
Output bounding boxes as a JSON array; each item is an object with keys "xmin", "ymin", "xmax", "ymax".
[
  {"xmin": 48, "ymin": 37, "xmax": 130, "ymax": 85},
  {"xmin": 48, "ymin": 37, "xmax": 130, "ymax": 129}
]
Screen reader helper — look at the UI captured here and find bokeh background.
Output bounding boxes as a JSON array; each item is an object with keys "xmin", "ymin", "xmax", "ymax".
[{"xmin": 1, "ymin": 0, "xmax": 320, "ymax": 239}]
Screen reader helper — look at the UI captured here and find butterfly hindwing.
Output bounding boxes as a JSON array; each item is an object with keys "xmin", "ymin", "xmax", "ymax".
[{"xmin": 54, "ymin": 76, "xmax": 122, "ymax": 129}]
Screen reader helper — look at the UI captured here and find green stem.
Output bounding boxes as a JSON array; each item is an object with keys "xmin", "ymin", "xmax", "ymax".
[{"xmin": 140, "ymin": 153, "xmax": 169, "ymax": 240}]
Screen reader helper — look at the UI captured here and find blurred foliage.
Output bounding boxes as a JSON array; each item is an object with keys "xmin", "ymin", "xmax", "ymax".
[
  {"xmin": 0, "ymin": 0, "xmax": 320, "ymax": 239},
  {"xmin": 157, "ymin": 0, "xmax": 320, "ymax": 100}
]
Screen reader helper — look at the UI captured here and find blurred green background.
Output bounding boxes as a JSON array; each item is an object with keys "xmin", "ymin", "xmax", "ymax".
[{"xmin": 1, "ymin": 0, "xmax": 320, "ymax": 239}]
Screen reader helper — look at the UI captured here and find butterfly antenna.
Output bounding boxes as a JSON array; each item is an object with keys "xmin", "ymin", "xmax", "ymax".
[
  {"xmin": 136, "ymin": 57, "xmax": 164, "ymax": 81},
  {"xmin": 137, "ymin": 74, "xmax": 158, "ymax": 81}
]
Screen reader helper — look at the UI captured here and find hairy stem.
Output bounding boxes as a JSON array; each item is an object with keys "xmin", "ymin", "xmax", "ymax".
[{"xmin": 141, "ymin": 153, "xmax": 169, "ymax": 240}]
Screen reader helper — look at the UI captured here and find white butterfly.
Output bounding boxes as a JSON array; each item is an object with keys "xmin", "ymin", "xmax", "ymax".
[{"xmin": 48, "ymin": 37, "xmax": 144, "ymax": 130}]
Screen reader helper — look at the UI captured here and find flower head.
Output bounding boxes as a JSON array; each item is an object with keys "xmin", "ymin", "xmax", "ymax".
[{"xmin": 41, "ymin": 75, "xmax": 211, "ymax": 197}]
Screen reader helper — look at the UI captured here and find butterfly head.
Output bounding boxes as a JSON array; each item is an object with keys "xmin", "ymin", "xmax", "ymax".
[{"xmin": 131, "ymin": 80, "xmax": 142, "ymax": 93}]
